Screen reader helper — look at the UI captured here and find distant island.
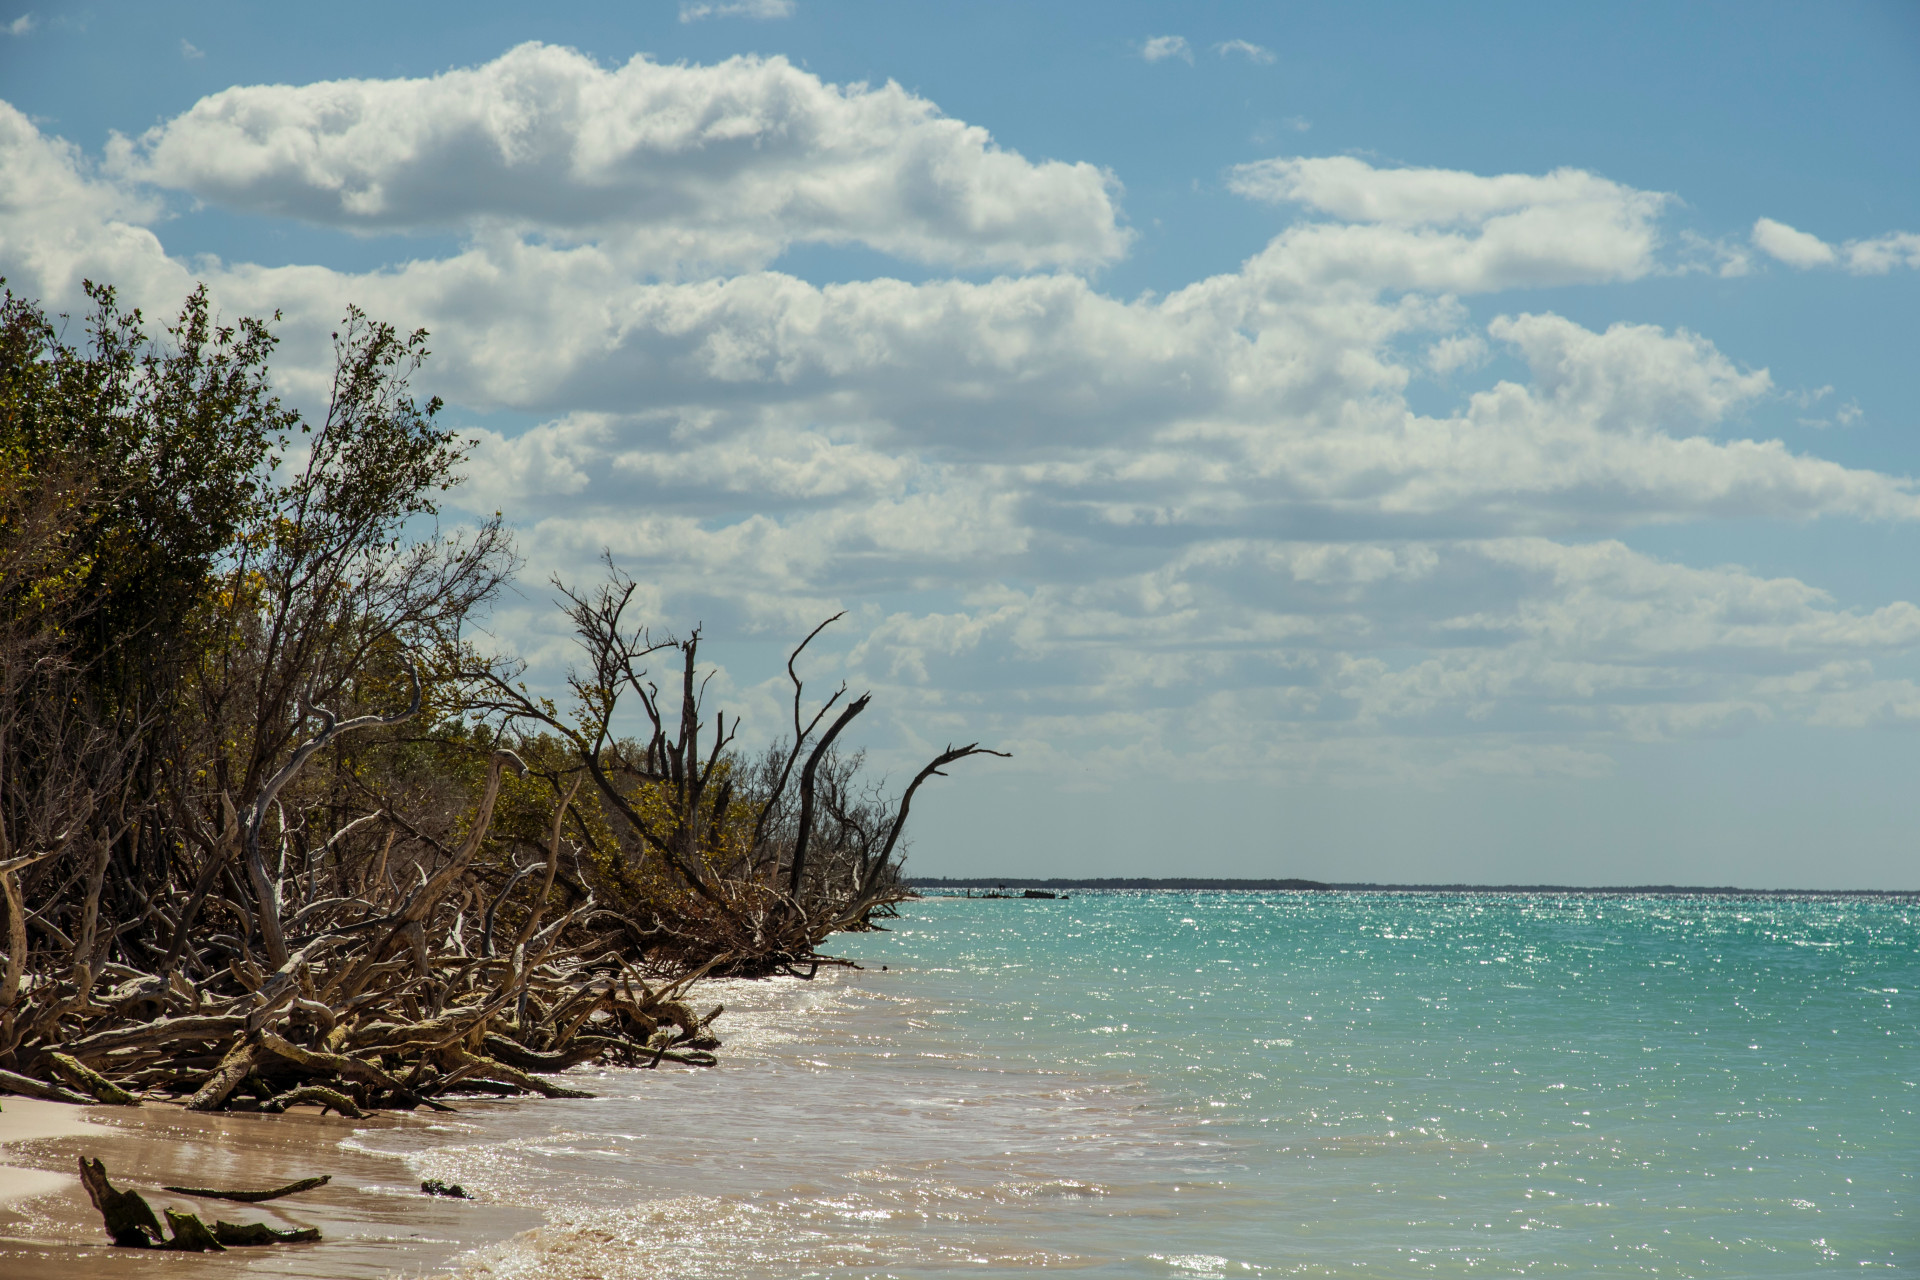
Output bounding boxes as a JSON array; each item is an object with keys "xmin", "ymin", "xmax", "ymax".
[{"xmin": 909, "ymin": 877, "xmax": 1917, "ymax": 897}]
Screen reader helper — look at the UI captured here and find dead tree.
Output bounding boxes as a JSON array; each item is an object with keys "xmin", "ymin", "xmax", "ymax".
[{"xmin": 463, "ymin": 557, "xmax": 1008, "ymax": 973}]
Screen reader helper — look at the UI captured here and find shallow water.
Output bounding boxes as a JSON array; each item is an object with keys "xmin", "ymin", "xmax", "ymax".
[{"xmin": 366, "ymin": 892, "xmax": 1916, "ymax": 1277}]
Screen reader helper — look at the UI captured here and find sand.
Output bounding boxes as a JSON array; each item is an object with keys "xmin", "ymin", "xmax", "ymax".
[{"xmin": 0, "ymin": 1095, "xmax": 541, "ymax": 1278}]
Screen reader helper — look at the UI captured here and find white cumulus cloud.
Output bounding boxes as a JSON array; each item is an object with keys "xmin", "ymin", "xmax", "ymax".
[
  {"xmin": 1228, "ymin": 155, "xmax": 1668, "ymax": 291},
  {"xmin": 109, "ymin": 42, "xmax": 1128, "ymax": 273}
]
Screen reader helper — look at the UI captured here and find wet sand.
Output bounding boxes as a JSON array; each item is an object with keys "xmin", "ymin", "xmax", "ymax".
[{"xmin": 0, "ymin": 1096, "xmax": 542, "ymax": 1279}]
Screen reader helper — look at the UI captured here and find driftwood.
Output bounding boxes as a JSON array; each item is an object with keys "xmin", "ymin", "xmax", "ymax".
[
  {"xmin": 0, "ymin": 746, "xmax": 725, "ymax": 1114},
  {"xmin": 78, "ymin": 1157, "xmax": 165, "ymax": 1247},
  {"xmin": 161, "ymin": 1207, "xmax": 226, "ymax": 1253},
  {"xmin": 263, "ymin": 1085, "xmax": 365, "ymax": 1117},
  {"xmin": 49, "ymin": 1052, "xmax": 138, "ymax": 1104},
  {"xmin": 0, "ymin": 1066, "xmax": 91, "ymax": 1105},
  {"xmin": 215, "ymin": 1220, "xmax": 322, "ymax": 1246},
  {"xmin": 81, "ymin": 1157, "xmax": 325, "ymax": 1250},
  {"xmin": 162, "ymin": 1174, "xmax": 331, "ymax": 1203}
]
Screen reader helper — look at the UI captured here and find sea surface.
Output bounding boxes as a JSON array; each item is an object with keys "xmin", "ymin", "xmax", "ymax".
[{"xmin": 358, "ymin": 892, "xmax": 1916, "ymax": 1278}]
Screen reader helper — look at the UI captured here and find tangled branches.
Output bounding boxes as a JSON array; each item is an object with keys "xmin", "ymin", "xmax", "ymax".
[
  {"xmin": 0, "ymin": 280, "xmax": 1002, "ymax": 1113},
  {"xmin": 465, "ymin": 562, "xmax": 1008, "ymax": 975}
]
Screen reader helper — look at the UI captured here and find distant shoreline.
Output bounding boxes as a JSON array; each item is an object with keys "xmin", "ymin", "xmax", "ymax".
[{"xmin": 908, "ymin": 876, "xmax": 1919, "ymax": 897}]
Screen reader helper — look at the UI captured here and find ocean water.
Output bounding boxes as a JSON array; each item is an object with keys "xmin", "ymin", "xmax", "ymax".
[{"xmin": 362, "ymin": 892, "xmax": 1916, "ymax": 1278}]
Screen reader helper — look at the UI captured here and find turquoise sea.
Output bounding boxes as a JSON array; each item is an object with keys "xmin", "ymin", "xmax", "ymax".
[{"xmin": 370, "ymin": 892, "xmax": 1916, "ymax": 1277}]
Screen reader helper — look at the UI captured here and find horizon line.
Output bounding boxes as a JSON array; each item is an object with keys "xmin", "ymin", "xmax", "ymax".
[{"xmin": 905, "ymin": 876, "xmax": 1918, "ymax": 896}]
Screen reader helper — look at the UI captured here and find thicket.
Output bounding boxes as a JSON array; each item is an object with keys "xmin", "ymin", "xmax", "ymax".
[{"xmin": 0, "ymin": 281, "xmax": 999, "ymax": 1114}]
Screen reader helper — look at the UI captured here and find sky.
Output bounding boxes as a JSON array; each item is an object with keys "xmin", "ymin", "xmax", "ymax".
[{"xmin": 3, "ymin": 1, "xmax": 1918, "ymax": 887}]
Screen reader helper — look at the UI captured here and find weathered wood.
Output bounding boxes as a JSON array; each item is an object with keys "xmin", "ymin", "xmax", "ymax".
[
  {"xmin": 788, "ymin": 695, "xmax": 871, "ymax": 896},
  {"xmin": 652, "ymin": 1047, "xmax": 719, "ymax": 1068},
  {"xmin": 161, "ymin": 1207, "xmax": 226, "ymax": 1252},
  {"xmin": 481, "ymin": 1032, "xmax": 607, "ymax": 1073},
  {"xmin": 213, "ymin": 1219, "xmax": 321, "ymax": 1246},
  {"xmin": 77, "ymin": 1157, "xmax": 164, "ymax": 1247},
  {"xmin": 163, "ymin": 1174, "xmax": 331, "ymax": 1202},
  {"xmin": 244, "ymin": 659, "xmax": 424, "ymax": 968},
  {"xmin": 0, "ymin": 1066, "xmax": 93, "ymax": 1105},
  {"xmin": 184, "ymin": 1041, "xmax": 260, "ymax": 1112},
  {"xmin": 49, "ymin": 1052, "xmax": 139, "ymax": 1105},
  {"xmin": 256, "ymin": 1029, "xmax": 411, "ymax": 1095},
  {"xmin": 441, "ymin": 1046, "xmax": 592, "ymax": 1099},
  {"xmin": 265, "ymin": 1084, "xmax": 365, "ymax": 1117},
  {"xmin": 63, "ymin": 1014, "xmax": 246, "ymax": 1059},
  {"xmin": 0, "ymin": 850, "xmax": 57, "ymax": 1010}
]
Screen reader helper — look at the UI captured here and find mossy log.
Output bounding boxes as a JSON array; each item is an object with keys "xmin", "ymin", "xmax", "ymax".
[
  {"xmin": 215, "ymin": 1220, "xmax": 322, "ymax": 1246},
  {"xmin": 0, "ymin": 1066, "xmax": 93, "ymax": 1105},
  {"xmin": 161, "ymin": 1207, "xmax": 225, "ymax": 1252},
  {"xmin": 49, "ymin": 1052, "xmax": 139, "ymax": 1105}
]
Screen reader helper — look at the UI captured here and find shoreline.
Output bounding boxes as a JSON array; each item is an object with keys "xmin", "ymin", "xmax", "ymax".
[
  {"xmin": 0, "ymin": 965, "xmax": 760, "ymax": 1277},
  {"xmin": 0, "ymin": 1094, "xmax": 544, "ymax": 1278}
]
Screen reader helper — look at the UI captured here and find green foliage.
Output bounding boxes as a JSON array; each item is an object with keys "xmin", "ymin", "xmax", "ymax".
[
  {"xmin": 0, "ymin": 281, "xmax": 292, "ymax": 702},
  {"xmin": 0, "ymin": 277, "xmax": 516, "ymax": 991}
]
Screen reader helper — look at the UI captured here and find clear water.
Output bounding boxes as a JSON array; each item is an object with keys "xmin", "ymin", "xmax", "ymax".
[{"xmin": 367, "ymin": 892, "xmax": 1916, "ymax": 1278}]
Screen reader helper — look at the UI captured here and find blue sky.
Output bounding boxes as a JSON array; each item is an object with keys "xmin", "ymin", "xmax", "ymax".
[{"xmin": 4, "ymin": 1, "xmax": 1918, "ymax": 886}]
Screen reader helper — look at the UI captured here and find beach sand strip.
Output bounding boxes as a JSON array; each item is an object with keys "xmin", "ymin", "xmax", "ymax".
[{"xmin": 0, "ymin": 1096, "xmax": 540, "ymax": 1279}]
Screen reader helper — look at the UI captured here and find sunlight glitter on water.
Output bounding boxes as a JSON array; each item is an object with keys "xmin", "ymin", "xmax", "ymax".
[{"xmin": 354, "ymin": 893, "xmax": 1915, "ymax": 1278}]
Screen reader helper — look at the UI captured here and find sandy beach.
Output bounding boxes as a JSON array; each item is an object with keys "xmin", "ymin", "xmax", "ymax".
[{"xmin": 0, "ymin": 1097, "xmax": 542, "ymax": 1279}]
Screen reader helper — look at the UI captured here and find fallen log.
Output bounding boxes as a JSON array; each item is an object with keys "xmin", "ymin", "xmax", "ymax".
[
  {"xmin": 653, "ymin": 1047, "xmax": 719, "ymax": 1068},
  {"xmin": 481, "ymin": 1032, "xmax": 608, "ymax": 1073},
  {"xmin": 256, "ymin": 1030, "xmax": 417, "ymax": 1100}
]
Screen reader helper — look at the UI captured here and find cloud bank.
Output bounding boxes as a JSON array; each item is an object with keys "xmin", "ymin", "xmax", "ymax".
[{"xmin": 4, "ymin": 56, "xmax": 1918, "ymax": 783}]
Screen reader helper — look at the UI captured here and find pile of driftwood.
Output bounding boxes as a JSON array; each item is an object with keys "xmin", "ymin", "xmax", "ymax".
[
  {"xmin": 0, "ymin": 745, "xmax": 720, "ymax": 1115},
  {"xmin": 0, "ymin": 931, "xmax": 721, "ymax": 1114}
]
